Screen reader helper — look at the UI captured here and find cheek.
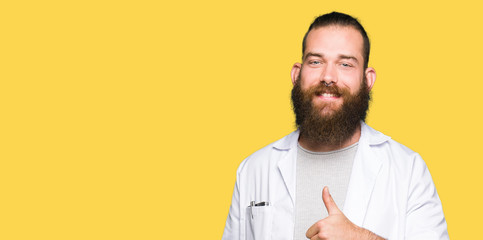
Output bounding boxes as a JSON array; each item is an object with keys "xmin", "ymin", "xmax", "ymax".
[
  {"xmin": 339, "ymin": 74, "xmax": 364, "ymax": 93},
  {"xmin": 299, "ymin": 71, "xmax": 320, "ymax": 88}
]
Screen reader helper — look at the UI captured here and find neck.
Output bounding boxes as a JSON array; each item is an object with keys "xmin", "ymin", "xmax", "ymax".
[{"xmin": 298, "ymin": 124, "xmax": 361, "ymax": 152}]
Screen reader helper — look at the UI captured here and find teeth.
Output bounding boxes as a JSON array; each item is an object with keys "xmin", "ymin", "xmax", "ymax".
[{"xmin": 321, "ymin": 93, "xmax": 336, "ymax": 97}]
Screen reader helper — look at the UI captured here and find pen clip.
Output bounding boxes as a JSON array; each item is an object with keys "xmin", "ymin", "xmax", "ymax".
[
  {"xmin": 255, "ymin": 201, "xmax": 270, "ymax": 206},
  {"xmin": 249, "ymin": 201, "xmax": 271, "ymax": 207}
]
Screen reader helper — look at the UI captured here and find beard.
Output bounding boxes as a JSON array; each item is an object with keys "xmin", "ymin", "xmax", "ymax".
[{"xmin": 291, "ymin": 75, "xmax": 371, "ymax": 147}]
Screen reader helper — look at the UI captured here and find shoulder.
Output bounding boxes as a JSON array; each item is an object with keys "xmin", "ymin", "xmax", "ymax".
[
  {"xmin": 362, "ymin": 123, "xmax": 427, "ymax": 172},
  {"xmin": 236, "ymin": 130, "xmax": 299, "ymax": 174}
]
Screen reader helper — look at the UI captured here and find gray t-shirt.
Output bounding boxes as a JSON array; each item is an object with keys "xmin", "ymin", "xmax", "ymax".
[{"xmin": 293, "ymin": 142, "xmax": 358, "ymax": 239}]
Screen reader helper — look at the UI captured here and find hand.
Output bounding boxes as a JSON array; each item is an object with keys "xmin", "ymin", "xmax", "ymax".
[{"xmin": 305, "ymin": 187, "xmax": 385, "ymax": 240}]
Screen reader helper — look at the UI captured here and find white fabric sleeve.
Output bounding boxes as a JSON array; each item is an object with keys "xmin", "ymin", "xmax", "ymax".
[
  {"xmin": 405, "ymin": 154, "xmax": 449, "ymax": 240},
  {"xmin": 222, "ymin": 173, "xmax": 241, "ymax": 240}
]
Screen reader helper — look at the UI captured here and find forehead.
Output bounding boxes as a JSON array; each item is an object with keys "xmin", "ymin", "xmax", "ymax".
[{"xmin": 304, "ymin": 26, "xmax": 364, "ymax": 61}]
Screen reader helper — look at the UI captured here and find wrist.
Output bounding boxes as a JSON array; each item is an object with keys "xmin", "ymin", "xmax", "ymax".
[{"xmin": 357, "ymin": 227, "xmax": 385, "ymax": 240}]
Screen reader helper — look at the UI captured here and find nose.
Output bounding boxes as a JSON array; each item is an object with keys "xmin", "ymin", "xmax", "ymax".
[{"xmin": 320, "ymin": 63, "xmax": 337, "ymax": 86}]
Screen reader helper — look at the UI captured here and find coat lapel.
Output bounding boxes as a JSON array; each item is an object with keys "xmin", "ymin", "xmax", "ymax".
[
  {"xmin": 276, "ymin": 147, "xmax": 297, "ymax": 205},
  {"xmin": 342, "ymin": 123, "xmax": 386, "ymax": 227},
  {"xmin": 274, "ymin": 130, "xmax": 299, "ymax": 206}
]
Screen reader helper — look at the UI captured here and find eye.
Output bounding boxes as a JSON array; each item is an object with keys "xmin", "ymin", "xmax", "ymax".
[
  {"xmin": 309, "ymin": 60, "xmax": 321, "ymax": 65},
  {"xmin": 341, "ymin": 63, "xmax": 352, "ymax": 67}
]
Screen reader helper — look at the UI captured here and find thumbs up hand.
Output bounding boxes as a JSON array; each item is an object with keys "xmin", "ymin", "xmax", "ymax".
[
  {"xmin": 321, "ymin": 185, "xmax": 343, "ymax": 216},
  {"xmin": 305, "ymin": 186, "xmax": 385, "ymax": 240}
]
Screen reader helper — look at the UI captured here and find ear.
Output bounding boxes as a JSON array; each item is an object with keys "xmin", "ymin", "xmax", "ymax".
[
  {"xmin": 291, "ymin": 63, "xmax": 302, "ymax": 86},
  {"xmin": 364, "ymin": 67, "xmax": 376, "ymax": 91}
]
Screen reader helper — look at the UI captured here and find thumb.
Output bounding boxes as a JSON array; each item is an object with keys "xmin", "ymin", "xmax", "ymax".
[{"xmin": 322, "ymin": 186, "xmax": 342, "ymax": 215}]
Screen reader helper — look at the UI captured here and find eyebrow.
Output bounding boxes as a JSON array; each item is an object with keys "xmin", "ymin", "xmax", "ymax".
[
  {"xmin": 304, "ymin": 52, "xmax": 359, "ymax": 63},
  {"xmin": 339, "ymin": 54, "xmax": 359, "ymax": 63},
  {"xmin": 304, "ymin": 52, "xmax": 323, "ymax": 60}
]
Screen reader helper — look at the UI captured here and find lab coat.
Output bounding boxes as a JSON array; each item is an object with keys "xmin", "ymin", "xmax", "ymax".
[{"xmin": 222, "ymin": 122, "xmax": 448, "ymax": 240}]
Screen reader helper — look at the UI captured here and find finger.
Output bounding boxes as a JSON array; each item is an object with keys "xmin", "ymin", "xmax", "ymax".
[
  {"xmin": 322, "ymin": 186, "xmax": 341, "ymax": 215},
  {"xmin": 305, "ymin": 221, "xmax": 321, "ymax": 239},
  {"xmin": 311, "ymin": 235, "xmax": 321, "ymax": 240}
]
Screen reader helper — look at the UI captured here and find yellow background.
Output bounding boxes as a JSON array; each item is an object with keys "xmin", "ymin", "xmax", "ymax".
[{"xmin": 1, "ymin": 0, "xmax": 481, "ymax": 239}]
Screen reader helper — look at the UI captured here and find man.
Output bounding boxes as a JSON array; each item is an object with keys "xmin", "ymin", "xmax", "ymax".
[{"xmin": 222, "ymin": 12, "xmax": 448, "ymax": 240}]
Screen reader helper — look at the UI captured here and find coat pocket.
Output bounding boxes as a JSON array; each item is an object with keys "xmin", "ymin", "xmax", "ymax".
[{"xmin": 245, "ymin": 205, "xmax": 274, "ymax": 240}]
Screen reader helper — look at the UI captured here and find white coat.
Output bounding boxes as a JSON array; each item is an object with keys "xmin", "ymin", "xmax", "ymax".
[{"xmin": 222, "ymin": 122, "xmax": 448, "ymax": 240}]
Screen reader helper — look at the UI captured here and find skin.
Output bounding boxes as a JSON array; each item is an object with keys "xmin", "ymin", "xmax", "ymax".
[
  {"xmin": 291, "ymin": 26, "xmax": 376, "ymax": 152},
  {"xmin": 305, "ymin": 187, "xmax": 384, "ymax": 240},
  {"xmin": 291, "ymin": 26, "xmax": 384, "ymax": 239}
]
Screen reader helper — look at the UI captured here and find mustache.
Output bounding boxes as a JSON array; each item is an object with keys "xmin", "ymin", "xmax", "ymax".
[{"xmin": 306, "ymin": 82, "xmax": 349, "ymax": 97}]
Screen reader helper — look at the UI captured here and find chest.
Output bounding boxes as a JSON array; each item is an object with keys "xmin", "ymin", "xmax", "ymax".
[{"xmin": 240, "ymin": 162, "xmax": 409, "ymax": 240}]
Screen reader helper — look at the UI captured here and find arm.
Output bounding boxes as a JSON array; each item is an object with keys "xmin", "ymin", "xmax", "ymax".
[
  {"xmin": 222, "ymin": 175, "xmax": 241, "ymax": 240},
  {"xmin": 405, "ymin": 154, "xmax": 449, "ymax": 240}
]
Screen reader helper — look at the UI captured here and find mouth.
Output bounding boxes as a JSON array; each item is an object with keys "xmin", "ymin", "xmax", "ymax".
[
  {"xmin": 315, "ymin": 92, "xmax": 340, "ymax": 99},
  {"xmin": 318, "ymin": 93, "xmax": 338, "ymax": 97}
]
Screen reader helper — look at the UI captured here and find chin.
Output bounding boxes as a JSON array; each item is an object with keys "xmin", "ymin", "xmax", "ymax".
[{"xmin": 317, "ymin": 104, "xmax": 342, "ymax": 115}]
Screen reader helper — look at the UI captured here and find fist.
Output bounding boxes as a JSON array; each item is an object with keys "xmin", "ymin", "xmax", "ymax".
[{"xmin": 305, "ymin": 187, "xmax": 377, "ymax": 240}]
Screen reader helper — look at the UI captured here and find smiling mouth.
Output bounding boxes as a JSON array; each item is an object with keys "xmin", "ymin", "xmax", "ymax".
[
  {"xmin": 316, "ymin": 92, "xmax": 340, "ymax": 98},
  {"xmin": 319, "ymin": 93, "xmax": 337, "ymax": 97}
]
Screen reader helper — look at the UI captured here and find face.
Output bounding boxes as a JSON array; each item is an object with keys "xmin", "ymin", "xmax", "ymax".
[
  {"xmin": 291, "ymin": 72, "xmax": 370, "ymax": 146},
  {"xmin": 290, "ymin": 25, "xmax": 376, "ymax": 146},
  {"xmin": 292, "ymin": 26, "xmax": 374, "ymax": 116}
]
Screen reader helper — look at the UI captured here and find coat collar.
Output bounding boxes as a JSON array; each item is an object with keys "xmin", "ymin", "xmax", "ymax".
[{"xmin": 274, "ymin": 121, "xmax": 391, "ymax": 225}]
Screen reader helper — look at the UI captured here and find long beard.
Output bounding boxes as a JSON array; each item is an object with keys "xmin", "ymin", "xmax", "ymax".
[{"xmin": 291, "ymin": 77, "xmax": 371, "ymax": 147}]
